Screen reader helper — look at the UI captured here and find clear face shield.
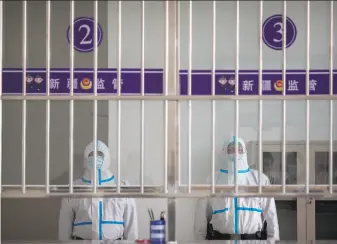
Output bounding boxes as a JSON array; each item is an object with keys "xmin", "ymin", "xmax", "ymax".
[
  {"xmin": 223, "ymin": 141, "xmax": 245, "ymax": 185},
  {"xmin": 226, "ymin": 141, "xmax": 245, "ymax": 163}
]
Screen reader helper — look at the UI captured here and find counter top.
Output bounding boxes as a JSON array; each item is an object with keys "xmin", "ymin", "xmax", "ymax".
[{"xmin": 3, "ymin": 241, "xmax": 337, "ymax": 244}]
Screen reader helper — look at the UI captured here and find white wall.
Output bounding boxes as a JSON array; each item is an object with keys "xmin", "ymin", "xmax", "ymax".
[{"xmin": 108, "ymin": 1, "xmax": 337, "ymax": 242}]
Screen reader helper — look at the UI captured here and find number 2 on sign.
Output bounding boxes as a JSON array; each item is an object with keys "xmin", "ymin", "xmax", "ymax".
[
  {"xmin": 79, "ymin": 24, "xmax": 92, "ymax": 45},
  {"xmin": 273, "ymin": 22, "xmax": 283, "ymax": 43}
]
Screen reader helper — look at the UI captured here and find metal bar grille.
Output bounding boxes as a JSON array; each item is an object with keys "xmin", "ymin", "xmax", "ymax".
[{"xmin": 0, "ymin": 0, "xmax": 336, "ymax": 201}]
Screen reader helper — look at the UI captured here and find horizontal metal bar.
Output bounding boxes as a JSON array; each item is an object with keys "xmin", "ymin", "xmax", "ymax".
[
  {"xmin": 2, "ymin": 189, "xmax": 337, "ymax": 198},
  {"xmin": 2, "ymin": 95, "xmax": 337, "ymax": 101},
  {"xmin": 2, "ymin": 185, "xmax": 337, "ymax": 198}
]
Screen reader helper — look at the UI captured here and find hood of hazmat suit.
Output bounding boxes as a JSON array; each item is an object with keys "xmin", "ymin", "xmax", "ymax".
[
  {"xmin": 58, "ymin": 140, "xmax": 138, "ymax": 241},
  {"xmin": 194, "ymin": 136, "xmax": 280, "ymax": 241}
]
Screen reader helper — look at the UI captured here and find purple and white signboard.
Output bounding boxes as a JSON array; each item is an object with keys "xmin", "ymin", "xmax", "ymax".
[
  {"xmin": 67, "ymin": 17, "xmax": 103, "ymax": 52},
  {"xmin": 2, "ymin": 69, "xmax": 337, "ymax": 95},
  {"xmin": 262, "ymin": 14, "xmax": 297, "ymax": 50},
  {"xmin": 179, "ymin": 70, "xmax": 337, "ymax": 95},
  {"xmin": 2, "ymin": 69, "xmax": 163, "ymax": 95}
]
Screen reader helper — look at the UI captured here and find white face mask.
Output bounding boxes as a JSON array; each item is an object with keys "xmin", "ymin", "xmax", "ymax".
[
  {"xmin": 88, "ymin": 156, "xmax": 104, "ymax": 169},
  {"xmin": 228, "ymin": 153, "xmax": 244, "ymax": 162}
]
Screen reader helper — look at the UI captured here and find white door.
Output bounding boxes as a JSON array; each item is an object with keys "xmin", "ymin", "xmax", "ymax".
[
  {"xmin": 307, "ymin": 145, "xmax": 337, "ymax": 241},
  {"xmin": 250, "ymin": 143, "xmax": 307, "ymax": 241}
]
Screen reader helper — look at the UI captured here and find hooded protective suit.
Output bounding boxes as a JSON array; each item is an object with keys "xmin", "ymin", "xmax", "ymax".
[
  {"xmin": 58, "ymin": 140, "xmax": 138, "ymax": 241},
  {"xmin": 194, "ymin": 137, "xmax": 280, "ymax": 241}
]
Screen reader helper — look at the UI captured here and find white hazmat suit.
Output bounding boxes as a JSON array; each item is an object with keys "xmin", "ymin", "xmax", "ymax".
[
  {"xmin": 58, "ymin": 140, "xmax": 138, "ymax": 241},
  {"xmin": 194, "ymin": 136, "xmax": 280, "ymax": 241}
]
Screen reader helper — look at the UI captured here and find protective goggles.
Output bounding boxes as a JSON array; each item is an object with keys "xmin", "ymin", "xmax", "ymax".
[
  {"xmin": 88, "ymin": 151, "xmax": 104, "ymax": 157},
  {"xmin": 226, "ymin": 142, "xmax": 244, "ymax": 155}
]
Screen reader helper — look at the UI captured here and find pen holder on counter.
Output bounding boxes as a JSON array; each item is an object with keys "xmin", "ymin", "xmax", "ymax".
[{"xmin": 150, "ymin": 220, "xmax": 166, "ymax": 243}]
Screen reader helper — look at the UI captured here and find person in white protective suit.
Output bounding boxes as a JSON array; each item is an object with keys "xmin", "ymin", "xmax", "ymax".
[
  {"xmin": 194, "ymin": 136, "xmax": 280, "ymax": 241},
  {"xmin": 58, "ymin": 140, "xmax": 138, "ymax": 241}
]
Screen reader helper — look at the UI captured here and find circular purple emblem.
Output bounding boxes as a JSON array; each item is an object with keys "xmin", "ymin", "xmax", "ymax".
[
  {"xmin": 262, "ymin": 14, "xmax": 297, "ymax": 51},
  {"xmin": 67, "ymin": 17, "xmax": 103, "ymax": 53}
]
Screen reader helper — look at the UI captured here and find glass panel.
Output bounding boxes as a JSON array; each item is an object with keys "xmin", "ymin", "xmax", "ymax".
[
  {"xmin": 315, "ymin": 201, "xmax": 337, "ymax": 240},
  {"xmin": 252, "ymin": 152, "xmax": 298, "ymax": 240},
  {"xmin": 262, "ymin": 152, "xmax": 298, "ymax": 184},
  {"xmin": 314, "ymin": 152, "xmax": 337, "ymax": 184},
  {"xmin": 276, "ymin": 200, "xmax": 297, "ymax": 240}
]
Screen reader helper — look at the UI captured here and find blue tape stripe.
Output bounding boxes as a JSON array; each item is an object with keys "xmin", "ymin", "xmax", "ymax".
[
  {"xmin": 81, "ymin": 174, "xmax": 115, "ymax": 184},
  {"xmin": 212, "ymin": 208, "xmax": 229, "ymax": 214},
  {"xmin": 234, "ymin": 197, "xmax": 239, "ymax": 234},
  {"xmin": 101, "ymin": 221, "xmax": 124, "ymax": 225},
  {"xmin": 73, "ymin": 221, "xmax": 92, "ymax": 226},
  {"xmin": 99, "ymin": 201, "xmax": 103, "ymax": 240},
  {"xmin": 98, "ymin": 169, "xmax": 102, "ymax": 185},
  {"xmin": 100, "ymin": 175, "xmax": 115, "ymax": 183},
  {"xmin": 220, "ymin": 168, "xmax": 250, "ymax": 174},
  {"xmin": 237, "ymin": 207, "xmax": 262, "ymax": 212}
]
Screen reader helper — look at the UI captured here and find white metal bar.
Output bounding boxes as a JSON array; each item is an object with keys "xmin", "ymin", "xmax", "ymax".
[
  {"xmin": 211, "ymin": 0, "xmax": 216, "ymax": 194},
  {"xmin": 187, "ymin": 0, "xmax": 192, "ymax": 194},
  {"xmin": 177, "ymin": 1, "xmax": 181, "ymax": 187},
  {"xmin": 45, "ymin": 0, "xmax": 51, "ymax": 194},
  {"xmin": 258, "ymin": 0, "xmax": 263, "ymax": 193},
  {"xmin": 3, "ymin": 185, "xmax": 337, "ymax": 198},
  {"xmin": 164, "ymin": 0, "xmax": 169, "ymax": 194},
  {"xmin": 69, "ymin": 1, "xmax": 75, "ymax": 194},
  {"xmin": 22, "ymin": 0, "xmax": 27, "ymax": 194},
  {"xmin": 117, "ymin": 0, "xmax": 122, "ymax": 193},
  {"xmin": 140, "ymin": 0, "xmax": 145, "ymax": 194},
  {"xmin": 234, "ymin": 1, "xmax": 240, "ymax": 193},
  {"xmin": 93, "ymin": 0, "xmax": 98, "ymax": 193},
  {"xmin": 329, "ymin": 0, "xmax": 334, "ymax": 194},
  {"xmin": 0, "ymin": 0, "xmax": 3, "ymax": 240},
  {"xmin": 305, "ymin": 1, "xmax": 310, "ymax": 194},
  {"xmin": 4, "ymin": 95, "xmax": 337, "ymax": 101},
  {"xmin": 282, "ymin": 1, "xmax": 287, "ymax": 194}
]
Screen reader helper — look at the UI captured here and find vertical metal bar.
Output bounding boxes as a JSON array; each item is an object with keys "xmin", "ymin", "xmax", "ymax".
[
  {"xmin": 177, "ymin": 1, "xmax": 181, "ymax": 187},
  {"xmin": 305, "ymin": 1, "xmax": 310, "ymax": 194},
  {"xmin": 117, "ymin": 0, "xmax": 122, "ymax": 193},
  {"xmin": 0, "ymin": 1, "xmax": 3, "ymax": 239},
  {"xmin": 234, "ymin": 1, "xmax": 240, "ymax": 193},
  {"xmin": 329, "ymin": 0, "xmax": 334, "ymax": 194},
  {"xmin": 22, "ymin": 0, "xmax": 27, "ymax": 194},
  {"xmin": 167, "ymin": 1, "xmax": 178, "ymax": 241},
  {"xmin": 282, "ymin": 1, "xmax": 287, "ymax": 194},
  {"xmin": 69, "ymin": 1, "xmax": 75, "ymax": 194},
  {"xmin": 164, "ymin": 0, "xmax": 169, "ymax": 194},
  {"xmin": 93, "ymin": 0, "xmax": 98, "ymax": 193},
  {"xmin": 211, "ymin": 0, "xmax": 216, "ymax": 194},
  {"xmin": 140, "ymin": 0, "xmax": 145, "ymax": 194},
  {"xmin": 45, "ymin": 0, "xmax": 51, "ymax": 194},
  {"xmin": 258, "ymin": 0, "xmax": 263, "ymax": 193},
  {"xmin": 187, "ymin": 0, "xmax": 192, "ymax": 194}
]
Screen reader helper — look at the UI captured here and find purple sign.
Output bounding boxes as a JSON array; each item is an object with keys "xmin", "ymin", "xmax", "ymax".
[
  {"xmin": 2, "ymin": 69, "xmax": 336, "ymax": 96},
  {"xmin": 67, "ymin": 17, "xmax": 103, "ymax": 53},
  {"xmin": 2, "ymin": 69, "xmax": 163, "ymax": 95},
  {"xmin": 179, "ymin": 70, "xmax": 335, "ymax": 95},
  {"xmin": 262, "ymin": 14, "xmax": 297, "ymax": 51}
]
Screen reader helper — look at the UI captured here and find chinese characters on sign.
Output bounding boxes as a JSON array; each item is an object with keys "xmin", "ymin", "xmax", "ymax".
[
  {"xmin": 179, "ymin": 70, "xmax": 336, "ymax": 95},
  {"xmin": 2, "ymin": 69, "xmax": 164, "ymax": 95},
  {"xmin": 2, "ymin": 69, "xmax": 336, "ymax": 95}
]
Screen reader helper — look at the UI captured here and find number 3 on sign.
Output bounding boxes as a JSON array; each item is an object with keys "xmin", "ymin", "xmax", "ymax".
[
  {"xmin": 262, "ymin": 14, "xmax": 297, "ymax": 51},
  {"xmin": 67, "ymin": 17, "xmax": 103, "ymax": 53},
  {"xmin": 273, "ymin": 22, "xmax": 283, "ymax": 43}
]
